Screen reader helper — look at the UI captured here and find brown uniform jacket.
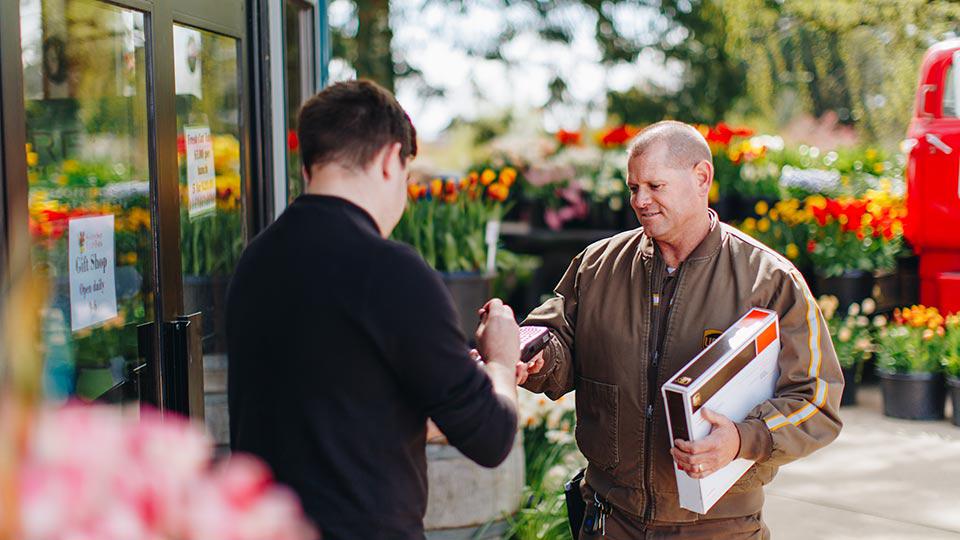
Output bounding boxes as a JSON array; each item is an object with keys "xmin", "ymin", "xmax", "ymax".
[{"xmin": 522, "ymin": 211, "xmax": 844, "ymax": 525}]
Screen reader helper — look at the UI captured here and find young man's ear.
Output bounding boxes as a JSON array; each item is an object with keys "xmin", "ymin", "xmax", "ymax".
[{"xmin": 380, "ymin": 142, "xmax": 404, "ymax": 182}]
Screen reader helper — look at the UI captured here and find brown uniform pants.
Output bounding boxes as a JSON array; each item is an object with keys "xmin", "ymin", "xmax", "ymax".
[{"xmin": 579, "ymin": 485, "xmax": 771, "ymax": 539}]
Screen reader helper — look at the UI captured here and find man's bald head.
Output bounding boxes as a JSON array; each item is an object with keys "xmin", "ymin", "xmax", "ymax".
[{"xmin": 627, "ymin": 120, "xmax": 712, "ymax": 170}]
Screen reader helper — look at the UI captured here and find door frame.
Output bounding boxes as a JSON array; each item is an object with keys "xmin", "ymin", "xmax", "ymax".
[{"xmin": 262, "ymin": 0, "xmax": 327, "ymax": 222}]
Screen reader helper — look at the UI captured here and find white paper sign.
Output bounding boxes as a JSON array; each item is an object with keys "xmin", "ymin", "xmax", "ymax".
[
  {"xmin": 68, "ymin": 215, "xmax": 118, "ymax": 331},
  {"xmin": 485, "ymin": 220, "xmax": 500, "ymax": 273},
  {"xmin": 184, "ymin": 125, "xmax": 217, "ymax": 219},
  {"xmin": 173, "ymin": 25, "xmax": 203, "ymax": 99}
]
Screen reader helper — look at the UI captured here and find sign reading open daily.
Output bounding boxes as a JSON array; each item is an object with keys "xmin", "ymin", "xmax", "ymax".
[
  {"xmin": 68, "ymin": 215, "xmax": 118, "ymax": 331},
  {"xmin": 184, "ymin": 125, "xmax": 216, "ymax": 219}
]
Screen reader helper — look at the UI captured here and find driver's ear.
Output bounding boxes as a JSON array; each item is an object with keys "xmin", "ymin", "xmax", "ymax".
[{"xmin": 694, "ymin": 159, "xmax": 714, "ymax": 197}]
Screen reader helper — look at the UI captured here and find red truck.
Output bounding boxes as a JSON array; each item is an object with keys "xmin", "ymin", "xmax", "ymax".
[{"xmin": 905, "ymin": 38, "xmax": 960, "ymax": 314}]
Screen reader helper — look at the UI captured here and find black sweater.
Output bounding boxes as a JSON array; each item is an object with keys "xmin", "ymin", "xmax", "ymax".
[{"xmin": 226, "ymin": 195, "xmax": 517, "ymax": 539}]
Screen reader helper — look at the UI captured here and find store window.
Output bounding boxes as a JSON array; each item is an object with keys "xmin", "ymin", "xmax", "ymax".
[{"xmin": 20, "ymin": 0, "xmax": 154, "ymax": 403}]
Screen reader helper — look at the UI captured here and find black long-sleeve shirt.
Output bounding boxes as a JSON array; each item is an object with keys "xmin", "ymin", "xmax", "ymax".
[{"xmin": 226, "ymin": 195, "xmax": 517, "ymax": 539}]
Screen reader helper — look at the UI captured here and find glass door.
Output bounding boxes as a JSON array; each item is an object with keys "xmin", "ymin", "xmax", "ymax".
[
  {"xmin": 282, "ymin": 0, "xmax": 316, "ymax": 204},
  {"xmin": 269, "ymin": 0, "xmax": 319, "ymax": 218},
  {"xmin": 17, "ymin": 0, "xmax": 155, "ymax": 405},
  {"xmin": 171, "ymin": 22, "xmax": 247, "ymax": 446}
]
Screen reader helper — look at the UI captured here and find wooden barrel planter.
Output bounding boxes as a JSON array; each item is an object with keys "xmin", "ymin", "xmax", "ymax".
[
  {"xmin": 430, "ymin": 274, "xmax": 525, "ymax": 537},
  {"xmin": 424, "ymin": 435, "xmax": 525, "ymax": 539}
]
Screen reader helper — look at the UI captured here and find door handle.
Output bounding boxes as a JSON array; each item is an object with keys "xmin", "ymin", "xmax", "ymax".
[
  {"xmin": 925, "ymin": 133, "xmax": 953, "ymax": 154},
  {"xmin": 162, "ymin": 313, "xmax": 206, "ymax": 419}
]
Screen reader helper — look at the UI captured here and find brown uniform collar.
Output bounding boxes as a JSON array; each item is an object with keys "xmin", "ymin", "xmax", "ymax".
[{"xmin": 639, "ymin": 209, "xmax": 722, "ymax": 263}]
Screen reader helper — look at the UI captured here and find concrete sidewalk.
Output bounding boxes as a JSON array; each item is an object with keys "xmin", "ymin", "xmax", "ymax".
[{"xmin": 765, "ymin": 385, "xmax": 960, "ymax": 539}]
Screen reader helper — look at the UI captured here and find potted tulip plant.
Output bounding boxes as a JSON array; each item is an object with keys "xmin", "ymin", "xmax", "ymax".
[
  {"xmin": 942, "ymin": 314, "xmax": 960, "ymax": 427},
  {"xmin": 805, "ymin": 191, "xmax": 906, "ymax": 312},
  {"xmin": 875, "ymin": 305, "xmax": 946, "ymax": 420},
  {"xmin": 819, "ymin": 296, "xmax": 875, "ymax": 406},
  {"xmin": 392, "ymin": 168, "xmax": 514, "ymax": 340}
]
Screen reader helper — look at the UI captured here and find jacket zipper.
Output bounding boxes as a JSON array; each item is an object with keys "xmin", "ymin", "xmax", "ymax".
[{"xmin": 643, "ymin": 259, "xmax": 685, "ymax": 524}]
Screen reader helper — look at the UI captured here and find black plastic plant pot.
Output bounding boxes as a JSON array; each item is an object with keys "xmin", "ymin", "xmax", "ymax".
[
  {"xmin": 872, "ymin": 270, "xmax": 900, "ymax": 313},
  {"xmin": 840, "ymin": 364, "xmax": 859, "ymax": 407},
  {"xmin": 949, "ymin": 377, "xmax": 960, "ymax": 427},
  {"xmin": 711, "ymin": 196, "xmax": 738, "ymax": 223},
  {"xmin": 878, "ymin": 371, "xmax": 946, "ymax": 420},
  {"xmin": 442, "ymin": 272, "xmax": 494, "ymax": 347},
  {"xmin": 815, "ymin": 270, "xmax": 874, "ymax": 314}
]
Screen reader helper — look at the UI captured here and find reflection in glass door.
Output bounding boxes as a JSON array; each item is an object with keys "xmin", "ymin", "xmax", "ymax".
[
  {"xmin": 283, "ymin": 1, "xmax": 315, "ymax": 204},
  {"xmin": 173, "ymin": 25, "xmax": 245, "ymax": 445},
  {"xmin": 20, "ymin": 0, "xmax": 155, "ymax": 405}
]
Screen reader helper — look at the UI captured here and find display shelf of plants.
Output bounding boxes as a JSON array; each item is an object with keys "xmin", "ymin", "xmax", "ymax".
[{"xmin": 474, "ymin": 120, "xmax": 916, "ymax": 310}]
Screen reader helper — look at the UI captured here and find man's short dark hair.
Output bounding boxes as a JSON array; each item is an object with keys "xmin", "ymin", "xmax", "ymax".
[{"xmin": 297, "ymin": 79, "xmax": 417, "ymax": 174}]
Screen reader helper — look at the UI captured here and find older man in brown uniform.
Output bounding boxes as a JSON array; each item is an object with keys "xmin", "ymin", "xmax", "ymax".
[{"xmin": 517, "ymin": 121, "xmax": 844, "ymax": 539}]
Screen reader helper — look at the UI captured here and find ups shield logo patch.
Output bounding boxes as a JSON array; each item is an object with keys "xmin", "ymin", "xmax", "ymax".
[{"xmin": 702, "ymin": 329, "xmax": 722, "ymax": 348}]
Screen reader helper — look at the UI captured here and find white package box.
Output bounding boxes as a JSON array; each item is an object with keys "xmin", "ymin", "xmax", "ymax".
[{"xmin": 661, "ymin": 308, "xmax": 780, "ymax": 514}]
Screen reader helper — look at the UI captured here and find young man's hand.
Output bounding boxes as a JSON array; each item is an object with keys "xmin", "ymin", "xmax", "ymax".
[{"xmin": 475, "ymin": 299, "xmax": 520, "ymax": 369}]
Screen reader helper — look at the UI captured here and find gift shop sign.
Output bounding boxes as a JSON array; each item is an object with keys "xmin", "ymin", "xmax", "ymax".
[
  {"xmin": 68, "ymin": 215, "xmax": 118, "ymax": 331},
  {"xmin": 184, "ymin": 125, "xmax": 216, "ymax": 219}
]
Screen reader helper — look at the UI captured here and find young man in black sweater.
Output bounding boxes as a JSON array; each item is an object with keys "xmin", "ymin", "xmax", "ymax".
[{"xmin": 226, "ymin": 80, "xmax": 521, "ymax": 539}]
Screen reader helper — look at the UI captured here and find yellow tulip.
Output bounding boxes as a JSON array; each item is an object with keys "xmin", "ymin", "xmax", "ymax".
[
  {"xmin": 786, "ymin": 243, "xmax": 799, "ymax": 260},
  {"xmin": 757, "ymin": 218, "xmax": 770, "ymax": 232},
  {"xmin": 755, "ymin": 200, "xmax": 769, "ymax": 216}
]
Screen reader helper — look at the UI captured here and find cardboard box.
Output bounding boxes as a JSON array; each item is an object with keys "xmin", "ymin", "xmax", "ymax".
[{"xmin": 661, "ymin": 308, "xmax": 781, "ymax": 514}]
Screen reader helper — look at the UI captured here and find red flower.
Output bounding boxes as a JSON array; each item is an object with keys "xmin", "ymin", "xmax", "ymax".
[
  {"xmin": 811, "ymin": 205, "xmax": 828, "ymax": 226},
  {"xmin": 600, "ymin": 125, "xmax": 639, "ymax": 147},
  {"xmin": 287, "ymin": 130, "xmax": 299, "ymax": 151},
  {"xmin": 825, "ymin": 198, "xmax": 842, "ymax": 219},
  {"xmin": 807, "ymin": 240, "xmax": 817, "ymax": 253},
  {"xmin": 841, "ymin": 201, "xmax": 867, "ymax": 232},
  {"xmin": 704, "ymin": 123, "xmax": 754, "ymax": 146},
  {"xmin": 555, "ymin": 130, "xmax": 582, "ymax": 146},
  {"xmin": 177, "ymin": 135, "xmax": 186, "ymax": 156}
]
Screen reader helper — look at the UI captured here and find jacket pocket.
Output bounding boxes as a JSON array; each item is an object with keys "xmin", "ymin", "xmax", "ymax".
[{"xmin": 574, "ymin": 376, "xmax": 619, "ymax": 470}]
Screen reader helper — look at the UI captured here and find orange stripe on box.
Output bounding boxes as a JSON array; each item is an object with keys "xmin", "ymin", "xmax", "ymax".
[{"xmin": 755, "ymin": 321, "xmax": 778, "ymax": 354}]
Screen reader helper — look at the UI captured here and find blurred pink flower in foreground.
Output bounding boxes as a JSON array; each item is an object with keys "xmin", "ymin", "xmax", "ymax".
[{"xmin": 14, "ymin": 403, "xmax": 317, "ymax": 540}]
